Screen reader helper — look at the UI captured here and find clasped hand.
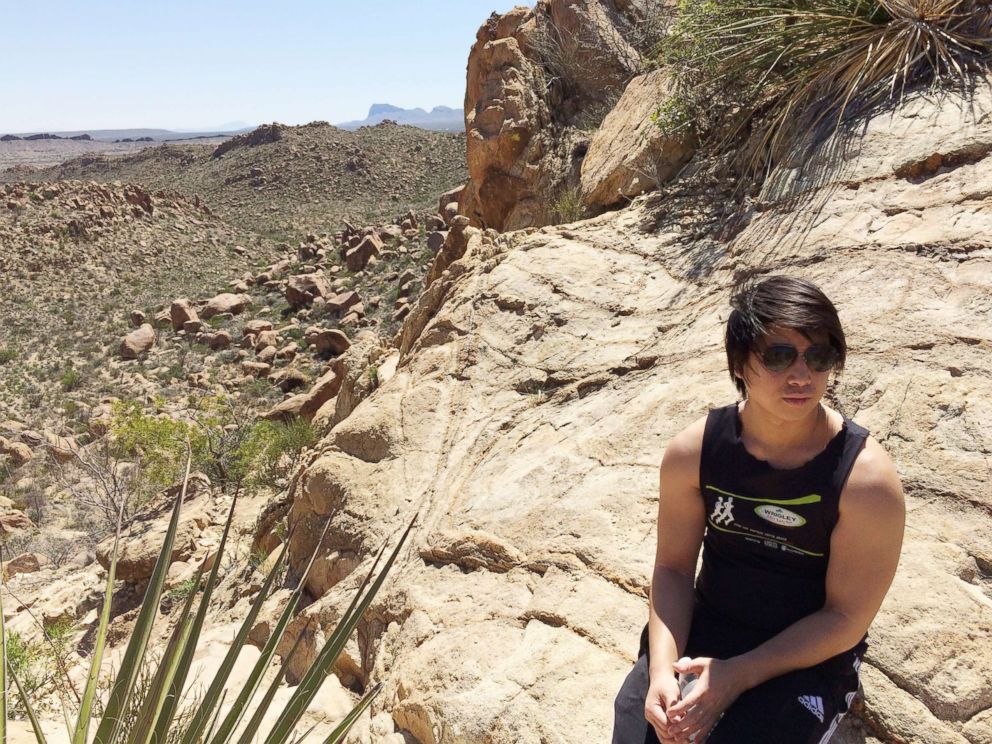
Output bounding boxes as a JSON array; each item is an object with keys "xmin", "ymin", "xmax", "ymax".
[{"xmin": 644, "ymin": 657, "xmax": 744, "ymax": 743}]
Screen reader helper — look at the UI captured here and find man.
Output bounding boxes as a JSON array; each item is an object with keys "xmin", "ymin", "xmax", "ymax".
[{"xmin": 612, "ymin": 275, "xmax": 904, "ymax": 743}]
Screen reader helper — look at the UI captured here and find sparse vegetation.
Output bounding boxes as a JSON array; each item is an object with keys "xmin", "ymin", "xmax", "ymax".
[
  {"xmin": 553, "ymin": 186, "xmax": 586, "ymax": 224},
  {"xmin": 658, "ymin": 0, "xmax": 992, "ymax": 182}
]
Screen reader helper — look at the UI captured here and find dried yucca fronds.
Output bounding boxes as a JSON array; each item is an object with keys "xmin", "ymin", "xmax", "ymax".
[{"xmin": 661, "ymin": 0, "xmax": 992, "ymax": 182}]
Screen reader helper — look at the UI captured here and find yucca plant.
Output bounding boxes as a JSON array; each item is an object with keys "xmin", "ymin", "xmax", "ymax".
[
  {"xmin": 0, "ymin": 447, "xmax": 412, "ymax": 743},
  {"xmin": 660, "ymin": 0, "xmax": 992, "ymax": 183}
]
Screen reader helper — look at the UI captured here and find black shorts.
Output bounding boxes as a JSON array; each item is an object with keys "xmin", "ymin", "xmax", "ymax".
[{"xmin": 612, "ymin": 616, "xmax": 864, "ymax": 744}]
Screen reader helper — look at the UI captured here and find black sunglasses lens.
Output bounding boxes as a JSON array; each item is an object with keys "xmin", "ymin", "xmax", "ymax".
[
  {"xmin": 806, "ymin": 346, "xmax": 837, "ymax": 372},
  {"xmin": 761, "ymin": 345, "xmax": 797, "ymax": 371}
]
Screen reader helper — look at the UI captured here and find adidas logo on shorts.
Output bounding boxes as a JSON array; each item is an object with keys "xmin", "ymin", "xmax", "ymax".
[{"xmin": 798, "ymin": 695, "xmax": 825, "ymax": 723}]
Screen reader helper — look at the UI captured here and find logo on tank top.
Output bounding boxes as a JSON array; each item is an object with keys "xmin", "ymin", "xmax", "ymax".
[
  {"xmin": 711, "ymin": 496, "xmax": 735, "ymax": 526},
  {"xmin": 754, "ymin": 504, "xmax": 807, "ymax": 528}
]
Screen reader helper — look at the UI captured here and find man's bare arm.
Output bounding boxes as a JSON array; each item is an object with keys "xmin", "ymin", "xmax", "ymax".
[{"xmin": 644, "ymin": 417, "xmax": 707, "ymax": 739}]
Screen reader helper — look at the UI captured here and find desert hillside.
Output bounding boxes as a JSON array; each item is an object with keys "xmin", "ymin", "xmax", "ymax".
[
  {"xmin": 6, "ymin": 121, "xmax": 467, "ymax": 241},
  {"xmin": 0, "ymin": 1, "xmax": 989, "ymax": 743}
]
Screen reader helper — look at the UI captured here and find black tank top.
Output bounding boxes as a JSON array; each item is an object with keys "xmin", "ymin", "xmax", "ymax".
[{"xmin": 696, "ymin": 403, "xmax": 869, "ymax": 635}]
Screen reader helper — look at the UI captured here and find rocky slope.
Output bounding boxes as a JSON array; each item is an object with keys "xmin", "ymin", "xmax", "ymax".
[
  {"xmin": 274, "ymin": 76, "xmax": 992, "ymax": 743},
  {"xmin": 7, "ymin": 121, "xmax": 467, "ymax": 242}
]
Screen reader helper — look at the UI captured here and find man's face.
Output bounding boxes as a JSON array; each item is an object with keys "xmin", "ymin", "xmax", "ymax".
[{"xmin": 738, "ymin": 325, "xmax": 834, "ymax": 421}]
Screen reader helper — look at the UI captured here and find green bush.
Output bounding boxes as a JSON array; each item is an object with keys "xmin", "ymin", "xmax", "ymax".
[
  {"xmin": 659, "ymin": 0, "xmax": 992, "ymax": 180},
  {"xmin": 60, "ymin": 367, "xmax": 83, "ymax": 392},
  {"xmin": 553, "ymin": 186, "xmax": 585, "ymax": 224},
  {"xmin": 0, "ymin": 348, "xmax": 16, "ymax": 365}
]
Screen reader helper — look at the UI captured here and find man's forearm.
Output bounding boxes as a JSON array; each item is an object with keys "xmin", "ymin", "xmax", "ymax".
[
  {"xmin": 648, "ymin": 566, "xmax": 695, "ymax": 682},
  {"xmin": 730, "ymin": 607, "xmax": 866, "ymax": 691}
]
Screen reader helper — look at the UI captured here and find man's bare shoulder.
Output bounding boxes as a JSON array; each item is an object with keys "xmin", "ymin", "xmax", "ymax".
[
  {"xmin": 842, "ymin": 435, "xmax": 905, "ymax": 515},
  {"xmin": 660, "ymin": 414, "xmax": 708, "ymax": 479}
]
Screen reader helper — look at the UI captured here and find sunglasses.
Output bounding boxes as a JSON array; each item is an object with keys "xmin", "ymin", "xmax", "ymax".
[{"xmin": 758, "ymin": 344, "xmax": 839, "ymax": 373}]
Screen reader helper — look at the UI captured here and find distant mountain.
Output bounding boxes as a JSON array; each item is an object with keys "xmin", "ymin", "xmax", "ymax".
[{"xmin": 337, "ymin": 104, "xmax": 464, "ymax": 132}]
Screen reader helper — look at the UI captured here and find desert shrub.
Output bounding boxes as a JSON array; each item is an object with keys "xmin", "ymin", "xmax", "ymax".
[
  {"xmin": 60, "ymin": 367, "xmax": 83, "ymax": 392},
  {"xmin": 5, "ymin": 631, "xmax": 46, "ymax": 711},
  {"xmin": 109, "ymin": 400, "xmax": 202, "ymax": 494},
  {"xmin": 659, "ymin": 0, "xmax": 992, "ymax": 180},
  {"xmin": 0, "ymin": 347, "xmax": 17, "ymax": 365},
  {"xmin": 553, "ymin": 186, "xmax": 586, "ymax": 224},
  {"xmin": 243, "ymin": 418, "xmax": 317, "ymax": 489}
]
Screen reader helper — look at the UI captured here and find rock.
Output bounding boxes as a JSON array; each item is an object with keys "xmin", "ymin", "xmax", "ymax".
[
  {"xmin": 0, "ymin": 437, "xmax": 33, "ymax": 466},
  {"xmin": 242, "ymin": 361, "xmax": 272, "ymax": 378},
  {"xmin": 0, "ymin": 512, "xmax": 35, "ymax": 535},
  {"xmin": 254, "ymin": 330, "xmax": 281, "ymax": 350},
  {"xmin": 275, "ymin": 343, "xmax": 299, "ymax": 361},
  {"xmin": 297, "ymin": 367, "xmax": 344, "ymax": 422},
  {"xmin": 580, "ymin": 69, "xmax": 695, "ymax": 210},
  {"xmin": 45, "ymin": 433, "xmax": 79, "ymax": 463},
  {"xmin": 280, "ymin": 77, "xmax": 992, "ymax": 742},
  {"xmin": 305, "ymin": 327, "xmax": 351, "ymax": 357},
  {"xmin": 460, "ymin": 1, "xmax": 645, "ymax": 230},
  {"xmin": 153, "ymin": 309, "xmax": 173, "ymax": 328},
  {"xmin": 4, "ymin": 552, "xmax": 51, "ymax": 580},
  {"xmin": 244, "ymin": 319, "xmax": 274, "ymax": 335},
  {"xmin": 130, "ymin": 310, "xmax": 146, "ymax": 327},
  {"xmin": 201, "ymin": 293, "xmax": 251, "ymax": 319},
  {"xmin": 344, "ymin": 234, "xmax": 383, "ymax": 272},
  {"xmin": 169, "ymin": 298, "xmax": 199, "ymax": 331},
  {"xmin": 204, "ymin": 331, "xmax": 232, "ymax": 350},
  {"xmin": 324, "ymin": 290, "xmax": 362, "ymax": 316},
  {"xmin": 427, "ymin": 230, "xmax": 447, "ymax": 254},
  {"xmin": 286, "ymin": 272, "xmax": 332, "ymax": 309},
  {"xmin": 183, "ymin": 319, "xmax": 203, "ymax": 334},
  {"xmin": 268, "ymin": 367, "xmax": 308, "ymax": 393},
  {"xmin": 120, "ymin": 323, "xmax": 156, "ymax": 359},
  {"xmin": 261, "ymin": 394, "xmax": 309, "ymax": 422},
  {"xmin": 439, "ymin": 184, "xmax": 464, "ymax": 216}
]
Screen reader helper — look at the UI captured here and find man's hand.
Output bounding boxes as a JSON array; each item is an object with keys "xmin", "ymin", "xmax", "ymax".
[
  {"xmin": 644, "ymin": 674, "xmax": 682, "ymax": 743},
  {"xmin": 665, "ymin": 657, "xmax": 747, "ymax": 742}
]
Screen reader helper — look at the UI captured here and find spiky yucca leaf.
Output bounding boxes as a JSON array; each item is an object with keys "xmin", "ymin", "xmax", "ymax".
[
  {"xmin": 263, "ymin": 516, "xmax": 415, "ymax": 744},
  {"xmin": 93, "ymin": 446, "xmax": 193, "ymax": 744},
  {"xmin": 662, "ymin": 0, "xmax": 992, "ymax": 180},
  {"xmin": 1, "ymin": 582, "xmax": 7, "ymax": 744},
  {"xmin": 72, "ymin": 505, "xmax": 127, "ymax": 744},
  {"xmin": 8, "ymin": 667, "xmax": 46, "ymax": 743}
]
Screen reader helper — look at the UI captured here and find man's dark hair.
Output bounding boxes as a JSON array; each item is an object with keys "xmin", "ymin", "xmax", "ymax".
[{"xmin": 726, "ymin": 275, "xmax": 846, "ymax": 397}]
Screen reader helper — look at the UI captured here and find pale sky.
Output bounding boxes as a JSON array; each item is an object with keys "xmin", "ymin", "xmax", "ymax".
[{"xmin": 1, "ymin": 0, "xmax": 525, "ymax": 133}]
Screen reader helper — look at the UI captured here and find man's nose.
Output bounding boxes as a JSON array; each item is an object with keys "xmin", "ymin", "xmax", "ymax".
[{"xmin": 787, "ymin": 355, "xmax": 813, "ymax": 382}]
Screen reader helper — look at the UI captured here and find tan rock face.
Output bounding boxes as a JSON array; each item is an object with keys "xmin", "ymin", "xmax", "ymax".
[
  {"xmin": 285, "ymin": 80, "xmax": 992, "ymax": 742},
  {"xmin": 580, "ymin": 69, "xmax": 694, "ymax": 210},
  {"xmin": 96, "ymin": 475, "xmax": 213, "ymax": 582},
  {"xmin": 461, "ymin": 0, "xmax": 652, "ymax": 231}
]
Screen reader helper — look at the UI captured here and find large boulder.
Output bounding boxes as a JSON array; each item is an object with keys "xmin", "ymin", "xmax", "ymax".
[
  {"xmin": 580, "ymin": 68, "xmax": 694, "ymax": 210},
  {"xmin": 95, "ymin": 475, "xmax": 212, "ymax": 582},
  {"xmin": 120, "ymin": 323, "xmax": 156, "ymax": 359},
  {"xmin": 200, "ymin": 293, "xmax": 251, "ymax": 320},
  {"xmin": 286, "ymin": 272, "xmax": 332, "ymax": 309},
  {"xmin": 169, "ymin": 298, "xmax": 199, "ymax": 332},
  {"xmin": 344, "ymin": 234, "xmax": 383, "ymax": 272},
  {"xmin": 282, "ymin": 79, "xmax": 992, "ymax": 742},
  {"xmin": 0, "ymin": 437, "xmax": 32, "ymax": 466}
]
